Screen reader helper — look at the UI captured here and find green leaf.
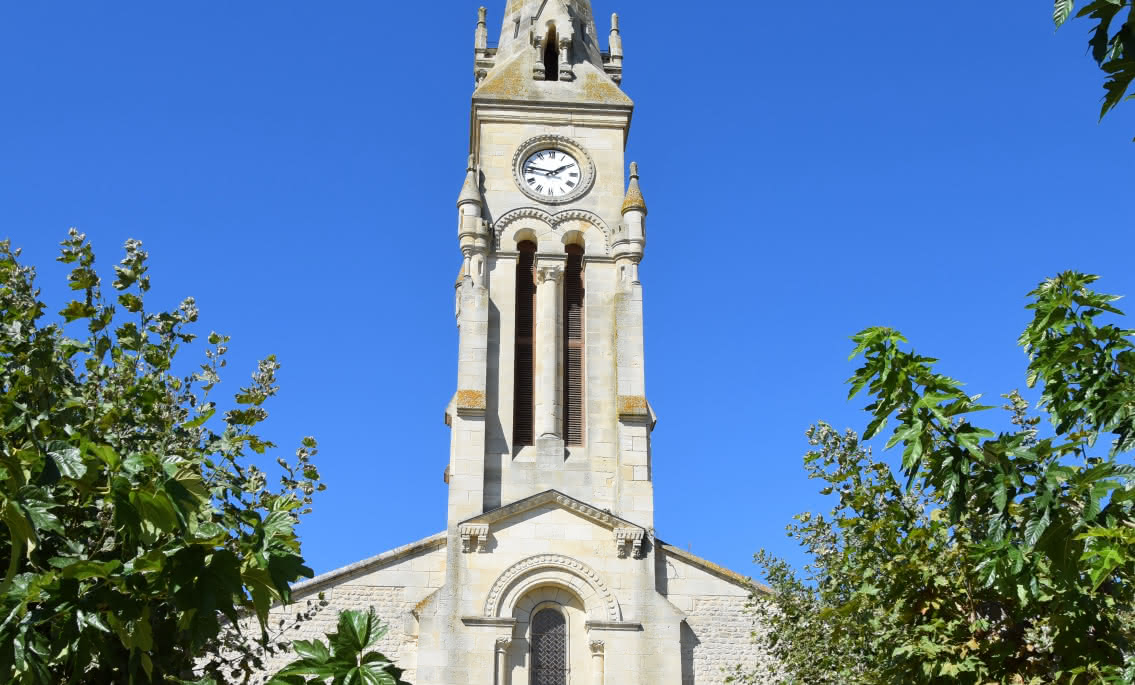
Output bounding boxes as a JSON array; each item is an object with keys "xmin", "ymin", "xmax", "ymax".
[
  {"xmin": 57, "ymin": 559, "xmax": 122, "ymax": 580},
  {"xmin": 1055, "ymin": 0, "xmax": 1076, "ymax": 27},
  {"xmin": 291, "ymin": 639, "xmax": 331, "ymax": 664},
  {"xmin": 59, "ymin": 300, "xmax": 97, "ymax": 322},
  {"xmin": 1100, "ymin": 59, "xmax": 1135, "ymax": 119},
  {"xmin": 1025, "ymin": 507, "xmax": 1052, "ymax": 549},
  {"xmin": 47, "ymin": 444, "xmax": 86, "ymax": 480}
]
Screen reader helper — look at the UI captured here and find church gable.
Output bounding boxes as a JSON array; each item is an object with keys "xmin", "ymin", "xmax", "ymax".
[{"xmin": 457, "ymin": 489, "xmax": 646, "ymax": 558}]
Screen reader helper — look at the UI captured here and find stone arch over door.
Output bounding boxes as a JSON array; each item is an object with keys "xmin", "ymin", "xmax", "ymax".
[{"xmin": 484, "ymin": 554, "xmax": 622, "ymax": 622}]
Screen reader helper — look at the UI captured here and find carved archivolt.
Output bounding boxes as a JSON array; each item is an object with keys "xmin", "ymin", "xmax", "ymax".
[
  {"xmin": 484, "ymin": 554, "xmax": 621, "ymax": 622},
  {"xmin": 494, "ymin": 207, "xmax": 612, "ymax": 254}
]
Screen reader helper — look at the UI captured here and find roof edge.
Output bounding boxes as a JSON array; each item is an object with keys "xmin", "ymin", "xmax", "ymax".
[
  {"xmin": 658, "ymin": 541, "xmax": 771, "ymax": 596},
  {"xmin": 460, "ymin": 489, "xmax": 646, "ymax": 532},
  {"xmin": 292, "ymin": 531, "xmax": 447, "ymax": 595}
]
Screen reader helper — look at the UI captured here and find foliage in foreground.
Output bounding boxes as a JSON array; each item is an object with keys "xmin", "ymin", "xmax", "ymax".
[
  {"xmin": 0, "ymin": 232, "xmax": 325, "ymax": 683},
  {"xmin": 1054, "ymin": 0, "xmax": 1135, "ymax": 138},
  {"xmin": 267, "ymin": 608, "xmax": 411, "ymax": 685},
  {"xmin": 735, "ymin": 272, "xmax": 1135, "ymax": 684}
]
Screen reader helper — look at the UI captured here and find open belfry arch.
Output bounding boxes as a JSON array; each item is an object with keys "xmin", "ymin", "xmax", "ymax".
[{"xmin": 250, "ymin": 3, "xmax": 774, "ymax": 683}]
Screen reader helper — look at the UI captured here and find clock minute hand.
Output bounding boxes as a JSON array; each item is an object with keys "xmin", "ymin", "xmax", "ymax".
[{"xmin": 525, "ymin": 167, "xmax": 556, "ymax": 175}]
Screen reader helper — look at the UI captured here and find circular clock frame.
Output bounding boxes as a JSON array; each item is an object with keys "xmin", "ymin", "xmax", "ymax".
[{"xmin": 512, "ymin": 135, "xmax": 596, "ymax": 205}]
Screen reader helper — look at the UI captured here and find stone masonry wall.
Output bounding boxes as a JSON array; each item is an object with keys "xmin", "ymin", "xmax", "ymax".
[
  {"xmin": 683, "ymin": 595, "xmax": 767, "ymax": 685},
  {"xmin": 241, "ymin": 584, "xmax": 419, "ymax": 685},
  {"xmin": 660, "ymin": 547, "xmax": 778, "ymax": 684}
]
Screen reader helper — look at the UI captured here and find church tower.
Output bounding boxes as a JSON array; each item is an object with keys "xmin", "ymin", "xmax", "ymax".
[
  {"xmin": 264, "ymin": 4, "xmax": 766, "ymax": 684},
  {"xmin": 448, "ymin": 0, "xmax": 652, "ymax": 533}
]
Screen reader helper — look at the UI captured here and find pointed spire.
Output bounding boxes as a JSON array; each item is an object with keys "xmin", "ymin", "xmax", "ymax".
[
  {"xmin": 622, "ymin": 162, "xmax": 648, "ymax": 215},
  {"xmin": 457, "ymin": 155, "xmax": 482, "ymax": 208},
  {"xmin": 492, "ymin": 0, "xmax": 603, "ymax": 68}
]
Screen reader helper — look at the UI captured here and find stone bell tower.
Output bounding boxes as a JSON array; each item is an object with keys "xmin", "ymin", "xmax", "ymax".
[
  {"xmin": 448, "ymin": 0, "xmax": 652, "ymax": 532},
  {"xmin": 256, "ymin": 3, "xmax": 767, "ymax": 684}
]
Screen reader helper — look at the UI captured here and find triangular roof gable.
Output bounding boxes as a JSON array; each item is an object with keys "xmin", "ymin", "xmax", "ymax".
[{"xmin": 459, "ymin": 489, "xmax": 646, "ymax": 533}]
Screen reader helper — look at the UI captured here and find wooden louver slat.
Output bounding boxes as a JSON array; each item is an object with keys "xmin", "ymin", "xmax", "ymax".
[
  {"xmin": 513, "ymin": 242, "xmax": 537, "ymax": 447},
  {"xmin": 563, "ymin": 247, "xmax": 585, "ymax": 447}
]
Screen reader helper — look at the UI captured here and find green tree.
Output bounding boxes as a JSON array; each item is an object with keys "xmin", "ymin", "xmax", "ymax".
[
  {"xmin": 0, "ymin": 231, "xmax": 325, "ymax": 684},
  {"xmin": 267, "ymin": 608, "xmax": 411, "ymax": 685},
  {"xmin": 734, "ymin": 272, "xmax": 1135, "ymax": 684},
  {"xmin": 1054, "ymin": 0, "xmax": 1135, "ymax": 138}
]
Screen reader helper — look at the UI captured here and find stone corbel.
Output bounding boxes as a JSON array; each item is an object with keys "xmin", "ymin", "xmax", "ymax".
[
  {"xmin": 459, "ymin": 523, "xmax": 490, "ymax": 553},
  {"xmin": 615, "ymin": 527, "xmax": 645, "ymax": 559}
]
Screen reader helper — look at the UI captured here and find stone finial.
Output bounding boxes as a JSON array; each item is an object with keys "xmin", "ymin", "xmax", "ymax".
[
  {"xmin": 457, "ymin": 155, "xmax": 482, "ymax": 208},
  {"xmin": 621, "ymin": 162, "xmax": 647, "ymax": 215},
  {"xmin": 609, "ymin": 13, "xmax": 623, "ymax": 59},
  {"xmin": 476, "ymin": 7, "xmax": 489, "ymax": 52}
]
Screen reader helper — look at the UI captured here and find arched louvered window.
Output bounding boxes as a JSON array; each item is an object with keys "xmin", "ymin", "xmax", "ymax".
[
  {"xmin": 543, "ymin": 26, "xmax": 560, "ymax": 82},
  {"xmin": 513, "ymin": 241, "xmax": 537, "ymax": 447},
  {"xmin": 563, "ymin": 245, "xmax": 585, "ymax": 446},
  {"xmin": 531, "ymin": 609, "xmax": 567, "ymax": 685}
]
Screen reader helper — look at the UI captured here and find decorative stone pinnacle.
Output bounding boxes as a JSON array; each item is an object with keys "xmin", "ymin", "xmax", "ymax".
[
  {"xmin": 611, "ymin": 13, "xmax": 620, "ymax": 32},
  {"xmin": 621, "ymin": 162, "xmax": 647, "ymax": 216},
  {"xmin": 457, "ymin": 156, "xmax": 482, "ymax": 208}
]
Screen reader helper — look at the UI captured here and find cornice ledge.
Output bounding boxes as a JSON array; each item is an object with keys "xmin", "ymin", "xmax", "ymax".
[
  {"xmin": 585, "ymin": 620, "xmax": 643, "ymax": 632},
  {"xmin": 462, "ymin": 616, "xmax": 518, "ymax": 628},
  {"xmin": 459, "ymin": 489, "xmax": 645, "ymax": 535}
]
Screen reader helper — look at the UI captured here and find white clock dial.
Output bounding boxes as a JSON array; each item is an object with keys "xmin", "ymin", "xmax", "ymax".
[{"xmin": 522, "ymin": 149, "xmax": 581, "ymax": 199}]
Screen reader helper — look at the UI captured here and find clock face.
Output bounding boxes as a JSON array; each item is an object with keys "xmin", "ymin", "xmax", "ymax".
[{"xmin": 521, "ymin": 149, "xmax": 582, "ymax": 199}]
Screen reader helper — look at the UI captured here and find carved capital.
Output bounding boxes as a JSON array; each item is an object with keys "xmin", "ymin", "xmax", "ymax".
[
  {"xmin": 495, "ymin": 636, "xmax": 513, "ymax": 653},
  {"xmin": 534, "ymin": 265, "xmax": 564, "ymax": 285}
]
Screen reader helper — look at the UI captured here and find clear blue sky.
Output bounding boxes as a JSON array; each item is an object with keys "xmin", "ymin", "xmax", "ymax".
[{"xmin": 1, "ymin": 1, "xmax": 1132, "ymax": 580}]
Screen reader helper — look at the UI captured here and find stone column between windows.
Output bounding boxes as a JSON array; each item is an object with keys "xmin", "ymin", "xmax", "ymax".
[{"xmin": 533, "ymin": 259, "xmax": 565, "ymax": 457}]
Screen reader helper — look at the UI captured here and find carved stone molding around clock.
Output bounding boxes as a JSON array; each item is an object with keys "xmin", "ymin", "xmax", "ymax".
[{"xmin": 512, "ymin": 135, "xmax": 596, "ymax": 206}]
